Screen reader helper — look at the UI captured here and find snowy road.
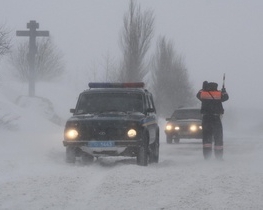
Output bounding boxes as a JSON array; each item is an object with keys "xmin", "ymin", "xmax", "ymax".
[{"xmin": 1, "ymin": 123, "xmax": 263, "ymax": 210}]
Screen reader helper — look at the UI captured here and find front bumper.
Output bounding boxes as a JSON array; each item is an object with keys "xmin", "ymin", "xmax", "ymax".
[
  {"xmin": 63, "ymin": 140, "xmax": 140, "ymax": 147},
  {"xmin": 63, "ymin": 140, "xmax": 142, "ymax": 157},
  {"xmin": 165, "ymin": 131, "xmax": 202, "ymax": 139}
]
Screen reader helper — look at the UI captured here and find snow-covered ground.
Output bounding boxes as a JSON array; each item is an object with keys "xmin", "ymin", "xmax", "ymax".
[{"xmin": 1, "ymin": 81, "xmax": 263, "ymax": 210}]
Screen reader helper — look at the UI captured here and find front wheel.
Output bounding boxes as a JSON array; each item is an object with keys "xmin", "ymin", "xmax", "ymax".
[
  {"xmin": 66, "ymin": 146, "xmax": 76, "ymax": 163},
  {"xmin": 81, "ymin": 152, "xmax": 94, "ymax": 165},
  {"xmin": 137, "ymin": 145, "xmax": 148, "ymax": 166},
  {"xmin": 149, "ymin": 130, "xmax": 159, "ymax": 163},
  {"xmin": 149, "ymin": 141, "xmax": 159, "ymax": 163},
  {"xmin": 137, "ymin": 133, "xmax": 149, "ymax": 166},
  {"xmin": 174, "ymin": 137, "xmax": 180, "ymax": 144},
  {"xmin": 166, "ymin": 136, "xmax": 173, "ymax": 144}
]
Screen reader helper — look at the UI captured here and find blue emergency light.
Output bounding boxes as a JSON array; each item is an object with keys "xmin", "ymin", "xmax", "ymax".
[{"xmin": 88, "ymin": 82, "xmax": 145, "ymax": 88}]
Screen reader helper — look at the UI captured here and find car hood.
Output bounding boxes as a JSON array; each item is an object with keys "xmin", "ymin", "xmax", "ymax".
[{"xmin": 168, "ymin": 119, "xmax": 201, "ymax": 124}]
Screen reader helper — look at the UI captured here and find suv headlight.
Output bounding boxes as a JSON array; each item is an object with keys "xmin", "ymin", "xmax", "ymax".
[
  {"xmin": 127, "ymin": 129, "xmax": 137, "ymax": 138},
  {"xmin": 65, "ymin": 129, "xmax": 78, "ymax": 140}
]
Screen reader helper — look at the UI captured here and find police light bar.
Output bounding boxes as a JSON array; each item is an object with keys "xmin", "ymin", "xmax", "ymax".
[{"xmin": 88, "ymin": 82, "xmax": 145, "ymax": 88}]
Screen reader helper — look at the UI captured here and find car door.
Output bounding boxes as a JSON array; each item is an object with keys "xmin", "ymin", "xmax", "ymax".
[{"xmin": 144, "ymin": 92, "xmax": 158, "ymax": 144}]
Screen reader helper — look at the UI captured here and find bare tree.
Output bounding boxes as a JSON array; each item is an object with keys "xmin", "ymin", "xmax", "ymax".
[
  {"xmin": 152, "ymin": 37, "xmax": 196, "ymax": 118},
  {"xmin": 119, "ymin": 0, "xmax": 154, "ymax": 82},
  {"xmin": 9, "ymin": 41, "xmax": 29, "ymax": 82},
  {"xmin": 35, "ymin": 38, "xmax": 64, "ymax": 81},
  {"xmin": 0, "ymin": 24, "xmax": 11, "ymax": 58},
  {"xmin": 101, "ymin": 52, "xmax": 118, "ymax": 82},
  {"xmin": 9, "ymin": 37, "xmax": 64, "ymax": 82}
]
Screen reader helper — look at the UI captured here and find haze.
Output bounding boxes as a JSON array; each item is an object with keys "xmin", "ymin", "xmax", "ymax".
[
  {"xmin": 1, "ymin": 0, "xmax": 263, "ymax": 110},
  {"xmin": 1, "ymin": 1, "xmax": 263, "ymax": 209}
]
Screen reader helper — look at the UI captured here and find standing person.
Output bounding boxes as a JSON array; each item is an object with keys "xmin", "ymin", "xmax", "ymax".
[{"xmin": 196, "ymin": 81, "xmax": 229, "ymax": 160}]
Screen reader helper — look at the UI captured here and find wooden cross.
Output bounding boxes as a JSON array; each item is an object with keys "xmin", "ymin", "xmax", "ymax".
[{"xmin": 16, "ymin": 20, "xmax": 49, "ymax": 97}]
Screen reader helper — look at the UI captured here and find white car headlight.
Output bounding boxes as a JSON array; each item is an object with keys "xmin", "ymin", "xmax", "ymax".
[
  {"xmin": 165, "ymin": 124, "xmax": 173, "ymax": 131},
  {"xmin": 127, "ymin": 129, "xmax": 137, "ymax": 138},
  {"xmin": 190, "ymin": 125, "xmax": 197, "ymax": 132},
  {"xmin": 65, "ymin": 129, "xmax": 78, "ymax": 140},
  {"xmin": 174, "ymin": 126, "xmax": 180, "ymax": 130}
]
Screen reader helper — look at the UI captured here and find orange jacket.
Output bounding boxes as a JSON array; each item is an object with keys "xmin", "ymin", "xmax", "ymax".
[{"xmin": 196, "ymin": 90, "xmax": 229, "ymax": 114}]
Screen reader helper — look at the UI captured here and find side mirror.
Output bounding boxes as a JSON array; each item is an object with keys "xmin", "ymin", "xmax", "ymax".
[{"xmin": 70, "ymin": 108, "xmax": 75, "ymax": 113}]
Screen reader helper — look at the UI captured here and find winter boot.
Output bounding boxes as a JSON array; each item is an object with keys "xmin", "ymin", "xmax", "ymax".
[
  {"xmin": 214, "ymin": 147, "xmax": 223, "ymax": 160},
  {"xmin": 203, "ymin": 147, "xmax": 212, "ymax": 160}
]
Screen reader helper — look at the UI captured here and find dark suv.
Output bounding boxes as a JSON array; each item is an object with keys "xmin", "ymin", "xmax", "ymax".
[
  {"xmin": 63, "ymin": 83, "xmax": 159, "ymax": 166},
  {"xmin": 164, "ymin": 108, "xmax": 202, "ymax": 143}
]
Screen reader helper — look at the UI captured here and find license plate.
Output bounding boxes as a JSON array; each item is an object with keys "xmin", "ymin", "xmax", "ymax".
[{"xmin": 88, "ymin": 141, "xmax": 115, "ymax": 147}]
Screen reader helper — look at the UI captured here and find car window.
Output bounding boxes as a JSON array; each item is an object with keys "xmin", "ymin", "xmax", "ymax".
[
  {"xmin": 75, "ymin": 92, "xmax": 144, "ymax": 114},
  {"xmin": 148, "ymin": 93, "xmax": 155, "ymax": 111},
  {"xmin": 172, "ymin": 109, "xmax": 201, "ymax": 120},
  {"xmin": 145, "ymin": 93, "xmax": 154, "ymax": 111}
]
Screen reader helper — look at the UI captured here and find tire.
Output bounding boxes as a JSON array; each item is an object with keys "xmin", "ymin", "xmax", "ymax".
[
  {"xmin": 174, "ymin": 137, "xmax": 180, "ymax": 144},
  {"xmin": 81, "ymin": 152, "xmax": 94, "ymax": 165},
  {"xmin": 66, "ymin": 146, "xmax": 76, "ymax": 163},
  {"xmin": 137, "ymin": 133, "xmax": 149, "ymax": 166},
  {"xmin": 166, "ymin": 136, "xmax": 173, "ymax": 144},
  {"xmin": 149, "ymin": 141, "xmax": 159, "ymax": 163},
  {"xmin": 149, "ymin": 130, "xmax": 159, "ymax": 163},
  {"xmin": 137, "ymin": 146, "xmax": 148, "ymax": 166}
]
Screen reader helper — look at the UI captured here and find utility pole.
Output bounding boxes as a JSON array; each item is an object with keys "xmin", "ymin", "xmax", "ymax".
[{"xmin": 16, "ymin": 20, "xmax": 49, "ymax": 97}]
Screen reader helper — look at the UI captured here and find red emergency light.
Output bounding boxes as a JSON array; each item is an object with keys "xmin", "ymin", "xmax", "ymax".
[{"xmin": 88, "ymin": 82, "xmax": 145, "ymax": 89}]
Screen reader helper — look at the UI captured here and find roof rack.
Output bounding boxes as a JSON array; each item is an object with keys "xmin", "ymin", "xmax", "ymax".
[{"xmin": 88, "ymin": 82, "xmax": 145, "ymax": 89}]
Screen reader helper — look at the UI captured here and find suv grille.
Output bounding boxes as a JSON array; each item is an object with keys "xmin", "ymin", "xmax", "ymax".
[{"xmin": 79, "ymin": 121, "xmax": 139, "ymax": 141}]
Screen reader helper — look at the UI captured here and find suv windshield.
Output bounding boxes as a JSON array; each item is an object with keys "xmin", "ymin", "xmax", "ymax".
[
  {"xmin": 75, "ymin": 92, "xmax": 143, "ymax": 114},
  {"xmin": 172, "ymin": 109, "xmax": 201, "ymax": 120}
]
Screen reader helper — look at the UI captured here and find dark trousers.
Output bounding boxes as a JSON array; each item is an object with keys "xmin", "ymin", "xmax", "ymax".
[{"xmin": 202, "ymin": 114, "xmax": 223, "ymax": 159}]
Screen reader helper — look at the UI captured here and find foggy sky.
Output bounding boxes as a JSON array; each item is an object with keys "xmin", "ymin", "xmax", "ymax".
[{"xmin": 1, "ymin": 0, "xmax": 263, "ymax": 109}]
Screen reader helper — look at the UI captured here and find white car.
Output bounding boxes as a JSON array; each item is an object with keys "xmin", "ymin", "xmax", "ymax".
[{"xmin": 165, "ymin": 108, "xmax": 202, "ymax": 143}]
